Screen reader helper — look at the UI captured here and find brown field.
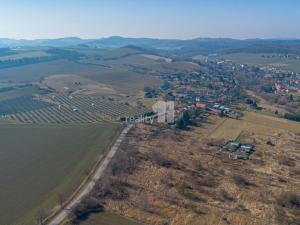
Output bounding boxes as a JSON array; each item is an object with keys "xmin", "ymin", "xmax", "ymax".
[
  {"xmin": 44, "ymin": 74, "xmax": 117, "ymax": 96},
  {"xmin": 103, "ymin": 55, "xmax": 201, "ymax": 73},
  {"xmin": 141, "ymin": 54, "xmax": 173, "ymax": 63},
  {"xmin": 210, "ymin": 111, "xmax": 300, "ymax": 140},
  {"xmin": 0, "ymin": 59, "xmax": 162, "ymax": 98},
  {"xmin": 222, "ymin": 53, "xmax": 300, "ymax": 73},
  {"xmin": 85, "ymin": 111, "xmax": 300, "ymax": 225},
  {"xmin": 246, "ymin": 90, "xmax": 289, "ymax": 116}
]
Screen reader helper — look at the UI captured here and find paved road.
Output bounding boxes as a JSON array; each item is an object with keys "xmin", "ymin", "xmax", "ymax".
[{"xmin": 47, "ymin": 124, "xmax": 133, "ymax": 225}]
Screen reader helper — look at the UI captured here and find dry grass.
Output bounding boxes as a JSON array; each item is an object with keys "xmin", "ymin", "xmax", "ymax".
[
  {"xmin": 210, "ymin": 111, "xmax": 300, "ymax": 140},
  {"xmin": 83, "ymin": 111, "xmax": 300, "ymax": 225},
  {"xmin": 44, "ymin": 74, "xmax": 116, "ymax": 96}
]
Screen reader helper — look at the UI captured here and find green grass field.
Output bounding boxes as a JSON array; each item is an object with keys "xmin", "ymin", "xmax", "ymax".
[
  {"xmin": 0, "ymin": 122, "xmax": 120, "ymax": 225},
  {"xmin": 67, "ymin": 212, "xmax": 141, "ymax": 225},
  {"xmin": 223, "ymin": 53, "xmax": 300, "ymax": 73}
]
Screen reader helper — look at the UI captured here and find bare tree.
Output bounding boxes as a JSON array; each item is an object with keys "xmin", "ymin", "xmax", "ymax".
[
  {"xmin": 57, "ymin": 193, "xmax": 66, "ymax": 208},
  {"xmin": 36, "ymin": 208, "xmax": 47, "ymax": 225},
  {"xmin": 84, "ymin": 165, "xmax": 93, "ymax": 177},
  {"xmin": 110, "ymin": 150, "xmax": 127, "ymax": 175},
  {"xmin": 95, "ymin": 175, "xmax": 112, "ymax": 197},
  {"xmin": 124, "ymin": 146, "xmax": 138, "ymax": 175}
]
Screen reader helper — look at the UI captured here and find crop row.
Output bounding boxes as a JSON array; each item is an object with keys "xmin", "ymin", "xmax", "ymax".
[
  {"xmin": 7, "ymin": 105, "xmax": 104, "ymax": 124},
  {"xmin": 48, "ymin": 94, "xmax": 149, "ymax": 118},
  {"xmin": 0, "ymin": 96, "xmax": 51, "ymax": 115},
  {"xmin": 1, "ymin": 94, "xmax": 151, "ymax": 124}
]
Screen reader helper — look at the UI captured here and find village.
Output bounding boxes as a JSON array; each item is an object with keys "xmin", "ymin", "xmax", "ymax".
[
  {"xmin": 144, "ymin": 59, "xmax": 242, "ymax": 119},
  {"xmin": 142, "ymin": 57, "xmax": 300, "ymax": 163}
]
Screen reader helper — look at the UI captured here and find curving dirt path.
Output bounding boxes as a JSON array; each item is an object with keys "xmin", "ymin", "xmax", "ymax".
[{"xmin": 47, "ymin": 124, "xmax": 133, "ymax": 225}]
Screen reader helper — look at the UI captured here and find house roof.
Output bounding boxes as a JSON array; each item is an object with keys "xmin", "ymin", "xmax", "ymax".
[{"xmin": 196, "ymin": 103, "xmax": 206, "ymax": 108}]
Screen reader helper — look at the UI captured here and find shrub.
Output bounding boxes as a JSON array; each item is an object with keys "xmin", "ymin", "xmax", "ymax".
[
  {"xmin": 233, "ymin": 175, "xmax": 252, "ymax": 187},
  {"xmin": 151, "ymin": 151, "xmax": 174, "ymax": 168},
  {"xmin": 276, "ymin": 192, "xmax": 300, "ymax": 224},
  {"xmin": 279, "ymin": 157, "xmax": 296, "ymax": 167},
  {"xmin": 70, "ymin": 197, "xmax": 104, "ymax": 223},
  {"xmin": 277, "ymin": 193, "xmax": 300, "ymax": 209},
  {"xmin": 183, "ymin": 191, "xmax": 207, "ymax": 203},
  {"xmin": 284, "ymin": 113, "xmax": 300, "ymax": 122},
  {"xmin": 221, "ymin": 190, "xmax": 235, "ymax": 202},
  {"xmin": 110, "ymin": 179, "xmax": 129, "ymax": 200},
  {"xmin": 197, "ymin": 176, "xmax": 218, "ymax": 188}
]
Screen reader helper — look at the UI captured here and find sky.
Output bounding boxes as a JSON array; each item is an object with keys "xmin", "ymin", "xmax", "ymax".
[{"xmin": 0, "ymin": 0, "xmax": 299, "ymax": 40}]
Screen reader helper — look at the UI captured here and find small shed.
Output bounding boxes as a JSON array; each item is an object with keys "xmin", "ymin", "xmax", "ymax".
[{"xmin": 240, "ymin": 144, "xmax": 254, "ymax": 153}]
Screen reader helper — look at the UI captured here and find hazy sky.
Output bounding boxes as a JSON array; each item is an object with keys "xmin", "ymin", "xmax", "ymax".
[{"xmin": 0, "ymin": 0, "xmax": 299, "ymax": 40}]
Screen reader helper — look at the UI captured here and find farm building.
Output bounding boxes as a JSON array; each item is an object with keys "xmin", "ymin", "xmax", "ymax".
[{"xmin": 223, "ymin": 141, "xmax": 255, "ymax": 160}]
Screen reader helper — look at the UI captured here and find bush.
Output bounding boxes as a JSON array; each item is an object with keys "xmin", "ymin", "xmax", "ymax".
[
  {"xmin": 70, "ymin": 197, "xmax": 104, "ymax": 223},
  {"xmin": 284, "ymin": 113, "xmax": 300, "ymax": 122},
  {"xmin": 221, "ymin": 190, "xmax": 235, "ymax": 202},
  {"xmin": 233, "ymin": 175, "xmax": 252, "ymax": 187},
  {"xmin": 276, "ymin": 192, "xmax": 300, "ymax": 224},
  {"xmin": 279, "ymin": 157, "xmax": 296, "ymax": 167},
  {"xmin": 176, "ymin": 111, "xmax": 192, "ymax": 130},
  {"xmin": 277, "ymin": 193, "xmax": 300, "ymax": 209},
  {"xmin": 183, "ymin": 191, "xmax": 207, "ymax": 203},
  {"xmin": 151, "ymin": 151, "xmax": 174, "ymax": 168},
  {"xmin": 110, "ymin": 179, "xmax": 129, "ymax": 200},
  {"xmin": 197, "ymin": 176, "xmax": 218, "ymax": 188}
]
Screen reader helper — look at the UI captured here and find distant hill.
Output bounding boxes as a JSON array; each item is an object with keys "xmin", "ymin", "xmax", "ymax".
[
  {"xmin": 1, "ymin": 36, "xmax": 300, "ymax": 56},
  {"xmin": 164, "ymin": 39, "xmax": 300, "ymax": 57},
  {"xmin": 0, "ymin": 37, "xmax": 91, "ymax": 48},
  {"xmin": 0, "ymin": 48, "xmax": 16, "ymax": 57},
  {"xmin": 81, "ymin": 45, "xmax": 159, "ymax": 60},
  {"xmin": 85, "ymin": 36, "xmax": 186, "ymax": 49},
  {"xmin": 73, "ymin": 37, "xmax": 300, "ymax": 56},
  {"xmin": 227, "ymin": 40, "xmax": 300, "ymax": 55}
]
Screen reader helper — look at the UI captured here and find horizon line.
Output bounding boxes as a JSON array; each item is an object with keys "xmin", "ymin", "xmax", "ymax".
[{"xmin": 1, "ymin": 36, "xmax": 300, "ymax": 42}]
